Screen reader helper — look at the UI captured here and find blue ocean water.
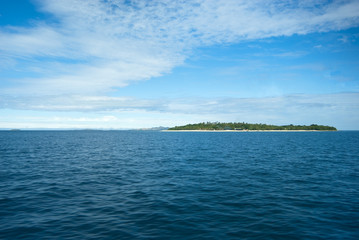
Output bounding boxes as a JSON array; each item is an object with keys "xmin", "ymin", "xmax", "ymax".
[{"xmin": 0, "ymin": 130, "xmax": 358, "ymax": 239}]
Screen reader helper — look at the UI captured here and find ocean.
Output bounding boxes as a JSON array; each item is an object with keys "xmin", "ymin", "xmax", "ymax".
[{"xmin": 0, "ymin": 130, "xmax": 358, "ymax": 239}]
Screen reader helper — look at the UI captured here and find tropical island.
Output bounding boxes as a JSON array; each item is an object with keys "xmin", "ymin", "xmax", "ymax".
[{"xmin": 167, "ymin": 122, "xmax": 337, "ymax": 131}]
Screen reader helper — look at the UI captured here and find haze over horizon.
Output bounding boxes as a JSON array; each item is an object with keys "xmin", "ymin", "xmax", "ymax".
[{"xmin": 1, "ymin": 0, "xmax": 359, "ymax": 130}]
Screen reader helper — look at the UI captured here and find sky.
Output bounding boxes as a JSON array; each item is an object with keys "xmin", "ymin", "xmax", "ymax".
[{"xmin": 1, "ymin": 0, "xmax": 359, "ymax": 130}]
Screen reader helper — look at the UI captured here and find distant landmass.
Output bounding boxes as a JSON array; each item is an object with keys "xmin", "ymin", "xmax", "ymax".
[
  {"xmin": 138, "ymin": 126, "xmax": 169, "ymax": 131},
  {"xmin": 168, "ymin": 122, "xmax": 337, "ymax": 131}
]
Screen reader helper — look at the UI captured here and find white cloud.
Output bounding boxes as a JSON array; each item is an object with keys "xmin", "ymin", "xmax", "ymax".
[
  {"xmin": 1, "ymin": 0, "xmax": 359, "ymax": 95},
  {"xmin": 1, "ymin": 1, "xmax": 359, "ymax": 129}
]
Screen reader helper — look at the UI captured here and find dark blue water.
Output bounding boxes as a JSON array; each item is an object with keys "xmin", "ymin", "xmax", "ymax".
[{"xmin": 0, "ymin": 131, "xmax": 358, "ymax": 239}]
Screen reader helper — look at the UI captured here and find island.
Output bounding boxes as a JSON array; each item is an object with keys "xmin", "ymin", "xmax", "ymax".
[{"xmin": 167, "ymin": 122, "xmax": 337, "ymax": 131}]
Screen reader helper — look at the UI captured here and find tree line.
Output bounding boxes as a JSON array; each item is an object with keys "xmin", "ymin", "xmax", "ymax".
[{"xmin": 168, "ymin": 122, "xmax": 337, "ymax": 131}]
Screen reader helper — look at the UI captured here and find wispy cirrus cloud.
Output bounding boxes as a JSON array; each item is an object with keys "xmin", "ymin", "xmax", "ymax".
[{"xmin": 1, "ymin": 0, "xmax": 359, "ymax": 95}]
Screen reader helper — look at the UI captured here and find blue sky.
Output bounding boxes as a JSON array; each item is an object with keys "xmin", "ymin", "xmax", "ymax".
[{"xmin": 1, "ymin": 0, "xmax": 359, "ymax": 130}]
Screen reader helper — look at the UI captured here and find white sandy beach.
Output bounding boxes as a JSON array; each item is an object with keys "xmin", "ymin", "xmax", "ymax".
[{"xmin": 162, "ymin": 130, "xmax": 330, "ymax": 132}]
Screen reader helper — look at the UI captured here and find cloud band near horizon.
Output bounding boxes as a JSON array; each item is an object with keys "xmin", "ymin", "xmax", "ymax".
[{"xmin": 1, "ymin": 93, "xmax": 358, "ymax": 130}]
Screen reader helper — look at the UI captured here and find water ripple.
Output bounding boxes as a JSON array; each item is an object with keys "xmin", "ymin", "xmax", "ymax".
[{"xmin": 0, "ymin": 131, "xmax": 358, "ymax": 239}]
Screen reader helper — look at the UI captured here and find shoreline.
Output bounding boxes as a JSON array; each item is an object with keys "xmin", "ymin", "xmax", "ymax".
[{"xmin": 162, "ymin": 130, "xmax": 336, "ymax": 132}]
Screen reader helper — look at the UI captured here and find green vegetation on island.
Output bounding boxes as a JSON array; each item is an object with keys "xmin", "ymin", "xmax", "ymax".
[{"xmin": 168, "ymin": 122, "xmax": 337, "ymax": 131}]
